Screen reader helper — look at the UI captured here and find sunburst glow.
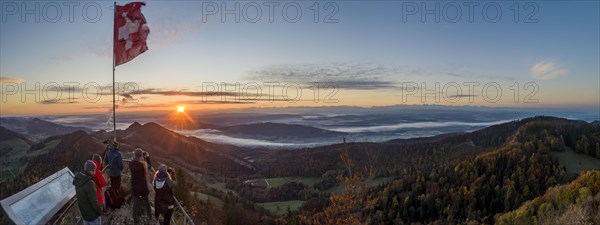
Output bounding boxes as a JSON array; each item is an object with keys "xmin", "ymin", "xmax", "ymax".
[{"xmin": 177, "ymin": 105, "xmax": 185, "ymax": 112}]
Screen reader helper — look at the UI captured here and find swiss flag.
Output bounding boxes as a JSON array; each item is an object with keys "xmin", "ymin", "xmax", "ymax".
[{"xmin": 114, "ymin": 2, "xmax": 149, "ymax": 66}]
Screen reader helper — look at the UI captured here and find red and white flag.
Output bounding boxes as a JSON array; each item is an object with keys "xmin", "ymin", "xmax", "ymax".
[{"xmin": 114, "ymin": 2, "xmax": 149, "ymax": 66}]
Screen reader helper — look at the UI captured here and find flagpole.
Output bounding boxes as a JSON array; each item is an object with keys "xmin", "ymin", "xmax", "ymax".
[{"xmin": 112, "ymin": 1, "xmax": 117, "ymax": 142}]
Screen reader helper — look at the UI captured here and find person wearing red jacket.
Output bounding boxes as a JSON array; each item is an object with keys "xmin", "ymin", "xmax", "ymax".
[{"xmin": 92, "ymin": 154, "xmax": 107, "ymax": 207}]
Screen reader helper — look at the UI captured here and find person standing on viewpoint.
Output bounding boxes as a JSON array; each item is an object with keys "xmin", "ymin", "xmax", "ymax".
[
  {"xmin": 91, "ymin": 154, "xmax": 107, "ymax": 208},
  {"xmin": 73, "ymin": 160, "xmax": 103, "ymax": 225},
  {"xmin": 131, "ymin": 148, "xmax": 153, "ymax": 223},
  {"xmin": 153, "ymin": 165, "xmax": 177, "ymax": 225},
  {"xmin": 104, "ymin": 141, "xmax": 123, "ymax": 198}
]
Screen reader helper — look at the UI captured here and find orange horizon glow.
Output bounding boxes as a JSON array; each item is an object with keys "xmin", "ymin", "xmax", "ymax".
[
  {"xmin": 169, "ymin": 105, "xmax": 195, "ymax": 130},
  {"xmin": 2, "ymin": 100, "xmax": 600, "ymax": 116},
  {"xmin": 1, "ymin": 89, "xmax": 599, "ymax": 116}
]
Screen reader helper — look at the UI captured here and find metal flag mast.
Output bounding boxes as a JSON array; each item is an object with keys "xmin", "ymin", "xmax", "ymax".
[
  {"xmin": 112, "ymin": 2, "xmax": 117, "ymax": 142},
  {"xmin": 111, "ymin": 1, "xmax": 150, "ymax": 142}
]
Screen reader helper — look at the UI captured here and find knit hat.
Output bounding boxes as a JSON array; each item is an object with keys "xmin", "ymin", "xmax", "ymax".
[
  {"xmin": 84, "ymin": 160, "xmax": 96, "ymax": 172},
  {"xmin": 133, "ymin": 148, "xmax": 144, "ymax": 161},
  {"xmin": 158, "ymin": 164, "xmax": 167, "ymax": 173},
  {"xmin": 155, "ymin": 164, "xmax": 169, "ymax": 182}
]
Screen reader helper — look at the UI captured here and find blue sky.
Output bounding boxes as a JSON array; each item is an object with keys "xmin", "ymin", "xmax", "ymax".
[{"xmin": 0, "ymin": 1, "xmax": 599, "ymax": 115}]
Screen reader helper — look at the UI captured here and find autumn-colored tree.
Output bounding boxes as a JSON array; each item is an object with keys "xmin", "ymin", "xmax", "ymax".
[
  {"xmin": 363, "ymin": 147, "xmax": 380, "ymax": 181},
  {"xmin": 301, "ymin": 139, "xmax": 368, "ymax": 225}
]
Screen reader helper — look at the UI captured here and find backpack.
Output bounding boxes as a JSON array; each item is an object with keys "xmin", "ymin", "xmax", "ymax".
[
  {"xmin": 154, "ymin": 180, "xmax": 175, "ymax": 209},
  {"xmin": 104, "ymin": 188, "xmax": 124, "ymax": 209}
]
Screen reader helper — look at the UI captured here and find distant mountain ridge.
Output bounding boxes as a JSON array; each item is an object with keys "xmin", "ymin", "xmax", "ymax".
[
  {"xmin": 251, "ymin": 116, "xmax": 600, "ymax": 177},
  {"xmin": 0, "ymin": 126, "xmax": 32, "ymax": 143},
  {"xmin": 119, "ymin": 121, "xmax": 257, "ymax": 171},
  {"xmin": 0, "ymin": 126, "xmax": 33, "ymax": 159},
  {"xmin": 0, "ymin": 120, "xmax": 255, "ymax": 199},
  {"xmin": 0, "ymin": 117, "xmax": 91, "ymax": 142}
]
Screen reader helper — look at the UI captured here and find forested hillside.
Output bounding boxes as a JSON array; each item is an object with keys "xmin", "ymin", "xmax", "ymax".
[
  {"xmin": 280, "ymin": 117, "xmax": 600, "ymax": 225},
  {"xmin": 361, "ymin": 117, "xmax": 600, "ymax": 224},
  {"xmin": 497, "ymin": 170, "xmax": 600, "ymax": 225},
  {"xmin": 2, "ymin": 116, "xmax": 599, "ymax": 225}
]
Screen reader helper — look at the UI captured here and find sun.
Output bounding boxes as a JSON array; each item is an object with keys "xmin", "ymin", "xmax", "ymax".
[{"xmin": 177, "ymin": 105, "xmax": 185, "ymax": 113}]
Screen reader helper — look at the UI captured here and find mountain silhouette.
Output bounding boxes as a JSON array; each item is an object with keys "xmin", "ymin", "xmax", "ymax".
[
  {"xmin": 0, "ymin": 126, "xmax": 33, "ymax": 158},
  {"xmin": 0, "ymin": 117, "xmax": 91, "ymax": 142}
]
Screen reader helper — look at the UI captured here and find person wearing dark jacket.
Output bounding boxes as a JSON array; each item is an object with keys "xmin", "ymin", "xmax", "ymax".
[
  {"xmin": 130, "ymin": 148, "xmax": 152, "ymax": 223},
  {"xmin": 104, "ymin": 141, "xmax": 123, "ymax": 195},
  {"xmin": 153, "ymin": 164, "xmax": 177, "ymax": 225},
  {"xmin": 73, "ymin": 160, "xmax": 102, "ymax": 225}
]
